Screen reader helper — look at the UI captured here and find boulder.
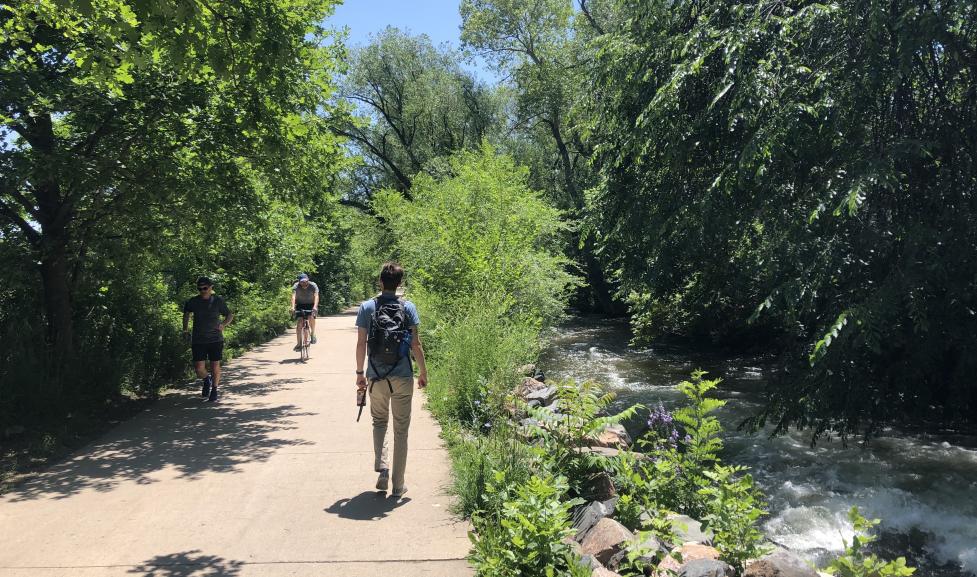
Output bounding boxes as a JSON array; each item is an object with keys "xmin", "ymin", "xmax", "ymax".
[
  {"xmin": 588, "ymin": 471, "xmax": 618, "ymax": 501},
  {"xmin": 667, "ymin": 514, "xmax": 714, "ymax": 545},
  {"xmin": 602, "ymin": 496, "xmax": 619, "ymax": 516},
  {"xmin": 607, "ymin": 532, "xmax": 666, "ymax": 573},
  {"xmin": 589, "ymin": 424, "xmax": 633, "ymax": 448},
  {"xmin": 656, "ymin": 543, "xmax": 721, "ymax": 576},
  {"xmin": 573, "ymin": 501, "xmax": 610, "ymax": 542},
  {"xmin": 593, "ymin": 566, "xmax": 622, "ymax": 577},
  {"xmin": 515, "ymin": 376, "xmax": 547, "ymax": 399},
  {"xmin": 525, "ymin": 385, "xmax": 557, "ymax": 406},
  {"xmin": 575, "ymin": 554, "xmax": 602, "ymax": 572},
  {"xmin": 678, "ymin": 559, "xmax": 734, "ymax": 577},
  {"xmin": 541, "ymin": 400, "xmax": 562, "ymax": 414},
  {"xmin": 564, "ymin": 537, "xmax": 584, "ymax": 556},
  {"xmin": 580, "ymin": 517, "xmax": 634, "ymax": 565},
  {"xmin": 742, "ymin": 549, "xmax": 819, "ymax": 577},
  {"xmin": 581, "ymin": 446, "xmax": 622, "ymax": 459}
]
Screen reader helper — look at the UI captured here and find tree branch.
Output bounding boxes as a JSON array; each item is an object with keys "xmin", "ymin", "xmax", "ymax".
[
  {"xmin": 0, "ymin": 197, "xmax": 41, "ymax": 245},
  {"xmin": 578, "ymin": 0, "xmax": 605, "ymax": 35}
]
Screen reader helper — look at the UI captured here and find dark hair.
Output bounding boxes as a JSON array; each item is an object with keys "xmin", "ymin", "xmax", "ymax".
[
  {"xmin": 196, "ymin": 276, "xmax": 213, "ymax": 287},
  {"xmin": 379, "ymin": 262, "xmax": 404, "ymax": 291}
]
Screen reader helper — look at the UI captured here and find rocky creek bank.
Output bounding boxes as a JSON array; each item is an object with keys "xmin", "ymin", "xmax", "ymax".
[{"xmin": 511, "ymin": 369, "xmax": 831, "ymax": 577}]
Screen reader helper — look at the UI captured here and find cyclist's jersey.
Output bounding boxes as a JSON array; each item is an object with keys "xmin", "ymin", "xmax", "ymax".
[{"xmin": 293, "ymin": 281, "xmax": 319, "ymax": 306}]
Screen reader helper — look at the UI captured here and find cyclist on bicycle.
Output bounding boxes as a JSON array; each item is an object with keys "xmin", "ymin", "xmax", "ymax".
[{"xmin": 292, "ymin": 273, "xmax": 319, "ymax": 350}]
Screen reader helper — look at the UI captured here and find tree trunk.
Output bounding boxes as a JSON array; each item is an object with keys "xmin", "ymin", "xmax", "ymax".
[
  {"xmin": 39, "ymin": 231, "xmax": 75, "ymax": 362},
  {"xmin": 580, "ymin": 234, "xmax": 625, "ymax": 315}
]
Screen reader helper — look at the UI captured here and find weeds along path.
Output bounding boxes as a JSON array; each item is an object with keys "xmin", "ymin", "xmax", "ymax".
[{"xmin": 0, "ymin": 309, "xmax": 471, "ymax": 577}]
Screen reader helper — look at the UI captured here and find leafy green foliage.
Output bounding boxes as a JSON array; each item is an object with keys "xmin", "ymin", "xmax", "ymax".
[
  {"xmin": 608, "ymin": 372, "xmax": 768, "ymax": 568},
  {"xmin": 585, "ymin": 0, "xmax": 977, "ymax": 438},
  {"xmin": 699, "ymin": 465, "xmax": 769, "ymax": 571},
  {"xmin": 337, "ymin": 27, "xmax": 502, "ymax": 199},
  {"xmin": 825, "ymin": 507, "xmax": 916, "ymax": 577},
  {"xmin": 444, "ymin": 422, "xmax": 538, "ymax": 517},
  {"xmin": 523, "ymin": 380, "xmax": 641, "ymax": 495},
  {"xmin": 460, "ymin": 0, "xmax": 622, "ymax": 313},
  {"xmin": 469, "ymin": 473, "xmax": 586, "ymax": 577},
  {"xmin": 0, "ymin": 0, "xmax": 358, "ymax": 432},
  {"xmin": 374, "ymin": 143, "xmax": 578, "ymax": 326}
]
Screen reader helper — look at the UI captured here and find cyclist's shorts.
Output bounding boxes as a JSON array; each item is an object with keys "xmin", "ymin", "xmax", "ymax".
[
  {"xmin": 192, "ymin": 341, "xmax": 224, "ymax": 362},
  {"xmin": 295, "ymin": 307, "xmax": 316, "ymax": 318}
]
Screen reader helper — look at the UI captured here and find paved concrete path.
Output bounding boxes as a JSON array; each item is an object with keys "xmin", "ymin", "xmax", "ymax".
[{"xmin": 0, "ymin": 310, "xmax": 472, "ymax": 576}]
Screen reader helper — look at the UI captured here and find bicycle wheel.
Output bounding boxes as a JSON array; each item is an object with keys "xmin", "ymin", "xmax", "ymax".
[{"xmin": 301, "ymin": 320, "xmax": 310, "ymax": 361}]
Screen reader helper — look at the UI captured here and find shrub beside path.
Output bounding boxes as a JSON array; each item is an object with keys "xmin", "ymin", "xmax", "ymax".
[{"xmin": 0, "ymin": 310, "xmax": 472, "ymax": 576}]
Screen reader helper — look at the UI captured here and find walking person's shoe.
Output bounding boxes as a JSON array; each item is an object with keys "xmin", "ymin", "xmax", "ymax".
[
  {"xmin": 207, "ymin": 384, "xmax": 219, "ymax": 403},
  {"xmin": 310, "ymin": 335, "xmax": 317, "ymax": 345},
  {"xmin": 392, "ymin": 486, "xmax": 408, "ymax": 498},
  {"xmin": 293, "ymin": 344, "xmax": 301, "ymax": 351},
  {"xmin": 201, "ymin": 374, "xmax": 212, "ymax": 398},
  {"xmin": 375, "ymin": 469, "xmax": 389, "ymax": 491}
]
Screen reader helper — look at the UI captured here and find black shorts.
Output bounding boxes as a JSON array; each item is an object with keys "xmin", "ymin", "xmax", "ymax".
[
  {"xmin": 295, "ymin": 308, "xmax": 316, "ymax": 318},
  {"xmin": 192, "ymin": 341, "xmax": 224, "ymax": 362}
]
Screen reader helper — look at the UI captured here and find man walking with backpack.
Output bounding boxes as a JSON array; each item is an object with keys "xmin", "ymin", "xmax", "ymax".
[{"xmin": 354, "ymin": 262, "xmax": 427, "ymax": 498}]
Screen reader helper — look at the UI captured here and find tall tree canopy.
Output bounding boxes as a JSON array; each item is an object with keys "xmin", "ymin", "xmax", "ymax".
[
  {"xmin": 586, "ymin": 0, "xmax": 977, "ymax": 438},
  {"xmin": 460, "ymin": 0, "xmax": 622, "ymax": 313},
  {"xmin": 0, "ymin": 0, "xmax": 348, "ymax": 412},
  {"xmin": 336, "ymin": 27, "xmax": 501, "ymax": 203}
]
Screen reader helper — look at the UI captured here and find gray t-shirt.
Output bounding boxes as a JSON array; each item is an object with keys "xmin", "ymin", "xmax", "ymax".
[
  {"xmin": 184, "ymin": 295, "xmax": 230, "ymax": 344},
  {"xmin": 356, "ymin": 295, "xmax": 420, "ymax": 379},
  {"xmin": 292, "ymin": 281, "xmax": 319, "ymax": 306}
]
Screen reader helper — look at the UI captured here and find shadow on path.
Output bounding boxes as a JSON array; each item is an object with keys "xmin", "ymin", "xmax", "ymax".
[
  {"xmin": 324, "ymin": 491, "xmax": 411, "ymax": 520},
  {"xmin": 5, "ymin": 361, "xmax": 315, "ymax": 502},
  {"xmin": 128, "ymin": 550, "xmax": 245, "ymax": 576}
]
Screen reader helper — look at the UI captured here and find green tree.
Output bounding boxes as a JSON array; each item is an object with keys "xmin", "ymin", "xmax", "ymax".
[
  {"xmin": 586, "ymin": 0, "xmax": 977, "ymax": 438},
  {"xmin": 0, "ymin": 0, "xmax": 345, "ymax": 370},
  {"xmin": 336, "ymin": 27, "xmax": 502, "ymax": 203},
  {"xmin": 460, "ymin": 0, "xmax": 622, "ymax": 313},
  {"xmin": 373, "ymin": 143, "xmax": 577, "ymax": 326}
]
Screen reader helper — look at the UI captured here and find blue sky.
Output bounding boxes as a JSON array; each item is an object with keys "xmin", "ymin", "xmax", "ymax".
[{"xmin": 326, "ymin": 0, "xmax": 497, "ymax": 82}]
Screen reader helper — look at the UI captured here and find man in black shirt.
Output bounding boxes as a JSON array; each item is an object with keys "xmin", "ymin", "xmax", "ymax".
[{"xmin": 182, "ymin": 277, "xmax": 234, "ymax": 402}]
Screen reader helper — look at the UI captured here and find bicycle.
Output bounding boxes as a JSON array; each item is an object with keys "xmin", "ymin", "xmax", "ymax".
[{"xmin": 295, "ymin": 309, "xmax": 313, "ymax": 361}]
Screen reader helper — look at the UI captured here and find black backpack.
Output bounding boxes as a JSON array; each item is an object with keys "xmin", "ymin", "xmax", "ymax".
[{"xmin": 368, "ymin": 297, "xmax": 411, "ymax": 368}]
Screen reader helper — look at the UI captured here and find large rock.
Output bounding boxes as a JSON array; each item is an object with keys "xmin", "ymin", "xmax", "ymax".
[
  {"xmin": 607, "ymin": 532, "xmax": 666, "ymax": 573},
  {"xmin": 667, "ymin": 514, "xmax": 714, "ymax": 545},
  {"xmin": 581, "ymin": 446, "xmax": 622, "ymax": 458},
  {"xmin": 576, "ymin": 554, "xmax": 601, "ymax": 571},
  {"xmin": 589, "ymin": 424, "xmax": 633, "ymax": 448},
  {"xmin": 678, "ymin": 559, "xmax": 734, "ymax": 577},
  {"xmin": 656, "ymin": 543, "xmax": 721, "ymax": 576},
  {"xmin": 580, "ymin": 517, "xmax": 634, "ymax": 565},
  {"xmin": 602, "ymin": 496, "xmax": 619, "ymax": 516},
  {"xmin": 588, "ymin": 471, "xmax": 618, "ymax": 501},
  {"xmin": 516, "ymin": 376, "xmax": 547, "ymax": 398},
  {"xmin": 525, "ymin": 385, "xmax": 557, "ymax": 407},
  {"xmin": 593, "ymin": 567, "xmax": 623, "ymax": 577},
  {"xmin": 541, "ymin": 400, "xmax": 562, "ymax": 414},
  {"xmin": 573, "ymin": 501, "xmax": 610, "ymax": 542},
  {"xmin": 742, "ymin": 549, "xmax": 819, "ymax": 577}
]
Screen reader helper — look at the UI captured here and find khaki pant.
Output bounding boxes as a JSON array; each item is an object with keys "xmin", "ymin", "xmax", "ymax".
[{"xmin": 370, "ymin": 375, "xmax": 414, "ymax": 490}]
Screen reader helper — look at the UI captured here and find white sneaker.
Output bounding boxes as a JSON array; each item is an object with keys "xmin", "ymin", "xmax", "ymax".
[
  {"xmin": 376, "ymin": 469, "xmax": 389, "ymax": 491},
  {"xmin": 392, "ymin": 486, "xmax": 408, "ymax": 498}
]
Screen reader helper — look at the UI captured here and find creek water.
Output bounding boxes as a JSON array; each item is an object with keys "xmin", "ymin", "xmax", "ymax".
[{"xmin": 539, "ymin": 317, "xmax": 977, "ymax": 577}]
